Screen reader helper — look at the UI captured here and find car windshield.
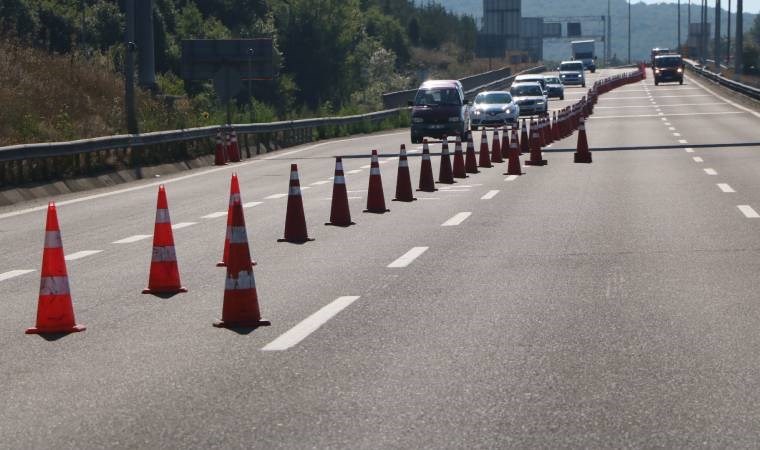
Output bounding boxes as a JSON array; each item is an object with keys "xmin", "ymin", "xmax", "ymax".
[
  {"xmin": 545, "ymin": 77, "xmax": 561, "ymax": 84},
  {"xmin": 474, "ymin": 93, "xmax": 512, "ymax": 104},
  {"xmin": 414, "ymin": 88, "xmax": 461, "ymax": 106},
  {"xmin": 510, "ymin": 85, "xmax": 542, "ymax": 96},
  {"xmin": 559, "ymin": 63, "xmax": 583, "ymax": 71},
  {"xmin": 656, "ymin": 57, "xmax": 682, "ymax": 68}
]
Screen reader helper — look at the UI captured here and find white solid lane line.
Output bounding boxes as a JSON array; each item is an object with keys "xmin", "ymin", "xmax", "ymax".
[
  {"xmin": 590, "ymin": 111, "xmax": 744, "ymax": 120},
  {"xmin": 693, "ymin": 157, "xmax": 704, "ymax": 163},
  {"xmin": 113, "ymin": 234, "xmax": 152, "ymax": 244},
  {"xmin": 686, "ymin": 75, "xmax": 760, "ymax": 119},
  {"xmin": 202, "ymin": 211, "xmax": 227, "ymax": 219},
  {"xmin": 310, "ymin": 180, "xmax": 331, "ymax": 186},
  {"xmin": 481, "ymin": 190, "xmax": 500, "ymax": 199},
  {"xmin": 0, "ymin": 269, "xmax": 35, "ymax": 282},
  {"xmin": 717, "ymin": 183, "xmax": 736, "ymax": 193},
  {"xmin": 65, "ymin": 250, "xmax": 103, "ymax": 261},
  {"xmin": 387, "ymin": 247, "xmax": 429, "ymax": 268},
  {"xmin": 172, "ymin": 222, "xmax": 197, "ymax": 230},
  {"xmin": 598, "ymin": 103, "xmax": 726, "ymax": 109},
  {"xmin": 442, "ymin": 212, "xmax": 472, "ymax": 227},
  {"xmin": 261, "ymin": 296, "xmax": 361, "ymax": 351},
  {"xmin": 265, "ymin": 193, "xmax": 287, "ymax": 199},
  {"xmin": 738, "ymin": 205, "xmax": 760, "ymax": 218},
  {"xmin": 704, "ymin": 168, "xmax": 718, "ymax": 175}
]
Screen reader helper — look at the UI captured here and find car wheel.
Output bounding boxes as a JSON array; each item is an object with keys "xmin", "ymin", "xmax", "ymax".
[
  {"xmin": 655, "ymin": 80, "xmax": 659, "ymax": 86},
  {"xmin": 679, "ymin": 79, "xmax": 683, "ymax": 85},
  {"xmin": 560, "ymin": 95, "xmax": 564, "ymax": 100},
  {"xmin": 411, "ymin": 135, "xmax": 421, "ymax": 144}
]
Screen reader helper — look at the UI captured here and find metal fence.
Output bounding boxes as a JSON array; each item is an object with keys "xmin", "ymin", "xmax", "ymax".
[{"xmin": 684, "ymin": 59, "xmax": 760, "ymax": 101}]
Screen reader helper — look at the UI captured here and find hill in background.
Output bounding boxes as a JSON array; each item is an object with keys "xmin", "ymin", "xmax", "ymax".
[{"xmin": 428, "ymin": 0, "xmax": 756, "ymax": 61}]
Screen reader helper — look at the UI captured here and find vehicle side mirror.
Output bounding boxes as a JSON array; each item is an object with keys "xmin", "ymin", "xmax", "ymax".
[{"xmin": 407, "ymin": 100, "xmax": 414, "ymax": 107}]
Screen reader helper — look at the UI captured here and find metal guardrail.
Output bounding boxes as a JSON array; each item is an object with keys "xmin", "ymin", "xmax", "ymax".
[{"xmin": 684, "ymin": 59, "xmax": 760, "ymax": 101}]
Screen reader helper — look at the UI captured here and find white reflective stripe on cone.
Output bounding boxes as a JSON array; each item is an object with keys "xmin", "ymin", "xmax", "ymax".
[
  {"xmin": 290, "ymin": 171, "xmax": 299, "ymax": 181},
  {"xmin": 44, "ymin": 231, "xmax": 62, "ymax": 249},
  {"xmin": 228, "ymin": 193, "xmax": 241, "ymax": 205},
  {"xmin": 225, "ymin": 270, "xmax": 256, "ymax": 290},
  {"xmin": 229, "ymin": 226, "xmax": 248, "ymax": 244},
  {"xmin": 334, "ymin": 176, "xmax": 346, "ymax": 184},
  {"xmin": 289, "ymin": 187, "xmax": 301, "ymax": 196},
  {"xmin": 39, "ymin": 276, "xmax": 70, "ymax": 295},
  {"xmin": 422, "ymin": 154, "xmax": 430, "ymax": 160},
  {"xmin": 370, "ymin": 167, "xmax": 381, "ymax": 176},
  {"xmin": 155, "ymin": 208, "xmax": 171, "ymax": 224},
  {"xmin": 399, "ymin": 160, "xmax": 409, "ymax": 168},
  {"xmin": 336, "ymin": 162, "xmax": 344, "ymax": 171},
  {"xmin": 152, "ymin": 246, "xmax": 177, "ymax": 262}
]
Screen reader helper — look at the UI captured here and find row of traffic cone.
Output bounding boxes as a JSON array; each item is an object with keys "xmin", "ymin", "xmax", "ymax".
[{"xmin": 215, "ymin": 129, "xmax": 242, "ymax": 166}]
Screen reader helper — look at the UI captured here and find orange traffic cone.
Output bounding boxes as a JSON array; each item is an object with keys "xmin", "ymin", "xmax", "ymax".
[
  {"xmin": 214, "ymin": 131, "xmax": 227, "ymax": 166},
  {"xmin": 393, "ymin": 145, "xmax": 417, "ymax": 202},
  {"xmin": 228, "ymin": 130, "xmax": 241, "ymax": 162},
  {"xmin": 574, "ymin": 117, "xmax": 592, "ymax": 164},
  {"xmin": 490, "ymin": 129, "xmax": 503, "ymax": 163},
  {"xmin": 278, "ymin": 164, "xmax": 314, "ymax": 242},
  {"xmin": 520, "ymin": 119, "xmax": 529, "ymax": 155},
  {"xmin": 26, "ymin": 203, "xmax": 86, "ymax": 335},
  {"xmin": 327, "ymin": 157, "xmax": 355, "ymax": 226},
  {"xmin": 452, "ymin": 137, "xmax": 467, "ymax": 178},
  {"xmin": 143, "ymin": 185, "xmax": 187, "ymax": 295},
  {"xmin": 418, "ymin": 139, "xmax": 437, "ymax": 192},
  {"xmin": 525, "ymin": 120, "xmax": 548, "ymax": 166},
  {"xmin": 478, "ymin": 130, "xmax": 492, "ymax": 168},
  {"xmin": 218, "ymin": 173, "xmax": 257, "ymax": 267},
  {"xmin": 364, "ymin": 149, "xmax": 390, "ymax": 213},
  {"xmin": 501, "ymin": 128, "xmax": 510, "ymax": 159},
  {"xmin": 504, "ymin": 129, "xmax": 523, "ymax": 176},
  {"xmin": 438, "ymin": 138, "xmax": 455, "ymax": 184},
  {"xmin": 464, "ymin": 134, "xmax": 479, "ymax": 174},
  {"xmin": 213, "ymin": 198, "xmax": 270, "ymax": 329},
  {"xmin": 553, "ymin": 111, "xmax": 561, "ymax": 142}
]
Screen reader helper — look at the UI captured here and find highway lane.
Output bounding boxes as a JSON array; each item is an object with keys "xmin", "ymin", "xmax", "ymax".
[{"xmin": 6, "ymin": 67, "xmax": 760, "ymax": 447}]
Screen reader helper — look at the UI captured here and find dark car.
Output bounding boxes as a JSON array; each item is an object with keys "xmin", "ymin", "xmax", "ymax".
[
  {"xmin": 654, "ymin": 54, "xmax": 684, "ymax": 85},
  {"xmin": 409, "ymin": 80, "xmax": 470, "ymax": 144}
]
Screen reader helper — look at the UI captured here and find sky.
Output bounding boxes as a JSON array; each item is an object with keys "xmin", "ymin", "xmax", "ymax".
[{"xmin": 637, "ymin": 0, "xmax": 760, "ymax": 14}]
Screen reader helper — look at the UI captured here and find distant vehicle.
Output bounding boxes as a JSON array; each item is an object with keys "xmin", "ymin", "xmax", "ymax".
[
  {"xmin": 514, "ymin": 74, "xmax": 547, "ymax": 91},
  {"xmin": 558, "ymin": 60, "xmax": 586, "ymax": 87},
  {"xmin": 509, "ymin": 82, "xmax": 548, "ymax": 117},
  {"xmin": 651, "ymin": 47, "xmax": 672, "ymax": 67},
  {"xmin": 543, "ymin": 75, "xmax": 565, "ymax": 100},
  {"xmin": 409, "ymin": 80, "xmax": 471, "ymax": 144},
  {"xmin": 653, "ymin": 54, "xmax": 684, "ymax": 85},
  {"xmin": 469, "ymin": 91, "xmax": 519, "ymax": 130},
  {"xmin": 571, "ymin": 40, "xmax": 596, "ymax": 73}
]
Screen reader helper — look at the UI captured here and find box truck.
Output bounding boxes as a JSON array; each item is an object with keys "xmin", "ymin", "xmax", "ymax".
[{"xmin": 571, "ymin": 40, "xmax": 596, "ymax": 73}]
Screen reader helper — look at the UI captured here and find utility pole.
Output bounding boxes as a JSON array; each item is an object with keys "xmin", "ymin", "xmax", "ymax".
[
  {"xmin": 607, "ymin": 0, "xmax": 612, "ymax": 65},
  {"xmin": 715, "ymin": 0, "xmax": 721, "ymax": 70},
  {"xmin": 628, "ymin": 0, "xmax": 631, "ymax": 64},
  {"xmin": 678, "ymin": 0, "xmax": 681, "ymax": 52},
  {"xmin": 727, "ymin": 0, "xmax": 731, "ymax": 64},
  {"xmin": 735, "ymin": 0, "xmax": 743, "ymax": 76},
  {"xmin": 125, "ymin": 0, "xmax": 138, "ymax": 134}
]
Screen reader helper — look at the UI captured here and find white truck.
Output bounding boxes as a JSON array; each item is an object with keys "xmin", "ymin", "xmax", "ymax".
[{"xmin": 571, "ymin": 40, "xmax": 596, "ymax": 73}]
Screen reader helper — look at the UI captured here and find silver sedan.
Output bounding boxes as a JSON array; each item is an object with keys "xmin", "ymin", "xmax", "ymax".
[{"xmin": 469, "ymin": 91, "xmax": 520, "ymax": 130}]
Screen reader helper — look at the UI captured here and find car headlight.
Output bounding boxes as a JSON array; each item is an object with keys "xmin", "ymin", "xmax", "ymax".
[
  {"xmin": 448, "ymin": 117, "xmax": 461, "ymax": 123},
  {"xmin": 412, "ymin": 117, "xmax": 424, "ymax": 123},
  {"xmin": 655, "ymin": 69, "xmax": 661, "ymax": 73},
  {"xmin": 503, "ymin": 106, "xmax": 511, "ymax": 113},
  {"xmin": 677, "ymin": 68, "xmax": 683, "ymax": 73},
  {"xmin": 536, "ymin": 101, "xmax": 545, "ymax": 105},
  {"xmin": 473, "ymin": 109, "xmax": 482, "ymax": 116}
]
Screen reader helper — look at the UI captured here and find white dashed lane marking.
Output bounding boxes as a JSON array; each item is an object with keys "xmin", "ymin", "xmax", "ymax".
[
  {"xmin": 717, "ymin": 184, "xmax": 735, "ymax": 193},
  {"xmin": 65, "ymin": 250, "xmax": 103, "ymax": 261},
  {"xmin": 172, "ymin": 222, "xmax": 197, "ymax": 230},
  {"xmin": 0, "ymin": 270, "xmax": 35, "ymax": 282},
  {"xmin": 685, "ymin": 148, "xmax": 694, "ymax": 153},
  {"xmin": 310, "ymin": 180, "xmax": 331, "ymax": 186},
  {"xmin": 265, "ymin": 193, "xmax": 287, "ymax": 199},
  {"xmin": 261, "ymin": 296, "xmax": 361, "ymax": 351},
  {"xmin": 504, "ymin": 175, "xmax": 519, "ymax": 181},
  {"xmin": 692, "ymin": 157, "xmax": 703, "ymax": 163},
  {"xmin": 387, "ymin": 247, "xmax": 429, "ymax": 268},
  {"xmin": 441, "ymin": 212, "xmax": 472, "ymax": 227},
  {"xmin": 243, "ymin": 202, "xmax": 263, "ymax": 208},
  {"xmin": 202, "ymin": 211, "xmax": 227, "ymax": 219},
  {"xmin": 481, "ymin": 190, "xmax": 500, "ymax": 199},
  {"xmin": 679, "ymin": 140, "xmax": 689, "ymax": 144},
  {"xmin": 738, "ymin": 205, "xmax": 760, "ymax": 218},
  {"xmin": 113, "ymin": 235, "xmax": 152, "ymax": 244},
  {"xmin": 704, "ymin": 168, "xmax": 718, "ymax": 175}
]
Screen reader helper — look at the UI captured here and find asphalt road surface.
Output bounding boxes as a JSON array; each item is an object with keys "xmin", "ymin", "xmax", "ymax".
[{"xmin": 3, "ymin": 68, "xmax": 760, "ymax": 448}]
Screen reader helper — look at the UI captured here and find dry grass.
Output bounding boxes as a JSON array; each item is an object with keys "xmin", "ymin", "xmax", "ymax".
[{"xmin": 0, "ymin": 40, "xmax": 180, "ymax": 146}]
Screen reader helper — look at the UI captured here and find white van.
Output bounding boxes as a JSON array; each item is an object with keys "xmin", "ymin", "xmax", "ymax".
[{"xmin": 558, "ymin": 61, "xmax": 586, "ymax": 87}]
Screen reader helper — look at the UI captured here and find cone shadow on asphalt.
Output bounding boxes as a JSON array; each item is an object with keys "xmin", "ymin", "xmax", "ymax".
[{"xmin": 213, "ymin": 321, "xmax": 271, "ymax": 335}]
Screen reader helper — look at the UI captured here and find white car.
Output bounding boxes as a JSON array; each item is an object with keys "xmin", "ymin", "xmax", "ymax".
[
  {"xmin": 469, "ymin": 91, "xmax": 520, "ymax": 130},
  {"xmin": 509, "ymin": 82, "xmax": 548, "ymax": 116},
  {"xmin": 558, "ymin": 60, "xmax": 586, "ymax": 87}
]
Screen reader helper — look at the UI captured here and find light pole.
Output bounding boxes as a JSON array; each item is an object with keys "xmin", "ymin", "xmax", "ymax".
[
  {"xmin": 248, "ymin": 48, "xmax": 254, "ymax": 123},
  {"xmin": 727, "ymin": 0, "xmax": 731, "ymax": 64},
  {"xmin": 678, "ymin": 0, "xmax": 681, "ymax": 52},
  {"xmin": 607, "ymin": 0, "xmax": 611, "ymax": 65},
  {"xmin": 715, "ymin": 0, "xmax": 721, "ymax": 70},
  {"xmin": 735, "ymin": 0, "xmax": 743, "ymax": 76},
  {"xmin": 125, "ymin": 0, "xmax": 138, "ymax": 134},
  {"xmin": 628, "ymin": 0, "xmax": 631, "ymax": 64}
]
